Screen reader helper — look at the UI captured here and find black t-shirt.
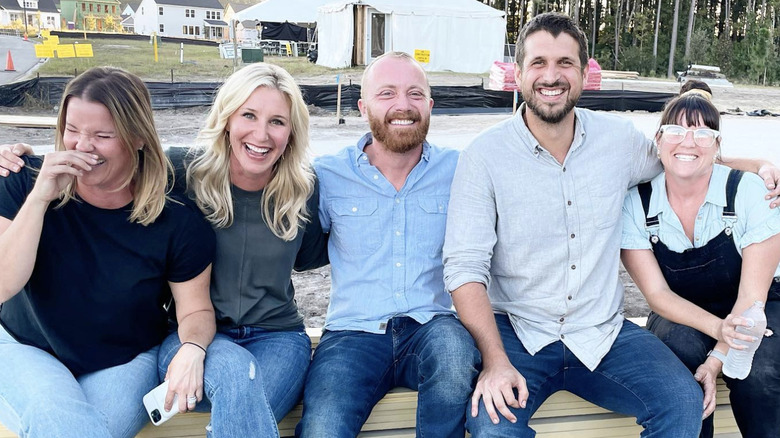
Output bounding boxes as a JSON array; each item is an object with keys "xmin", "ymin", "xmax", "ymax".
[{"xmin": 0, "ymin": 156, "xmax": 216, "ymax": 376}]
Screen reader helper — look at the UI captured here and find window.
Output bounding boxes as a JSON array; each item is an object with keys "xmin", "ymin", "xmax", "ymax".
[
  {"xmin": 186, "ymin": 8, "xmax": 194, "ymax": 17},
  {"xmin": 205, "ymin": 11, "xmax": 211, "ymax": 19},
  {"xmin": 159, "ymin": 24, "xmax": 164, "ymax": 32},
  {"xmin": 195, "ymin": 26, "xmax": 199, "ymax": 35},
  {"xmin": 158, "ymin": 6, "xmax": 163, "ymax": 15},
  {"xmin": 112, "ymin": 5, "xmax": 115, "ymax": 13},
  {"xmin": 215, "ymin": 11, "xmax": 220, "ymax": 19},
  {"xmin": 182, "ymin": 25, "xmax": 187, "ymax": 34},
  {"xmin": 89, "ymin": 4, "xmax": 92, "ymax": 11},
  {"xmin": 81, "ymin": 3, "xmax": 85, "ymax": 11}
]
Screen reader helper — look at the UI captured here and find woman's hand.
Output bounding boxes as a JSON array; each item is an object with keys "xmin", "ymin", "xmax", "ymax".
[
  {"xmin": 0, "ymin": 143, "xmax": 33, "ymax": 177},
  {"xmin": 694, "ymin": 356, "xmax": 722, "ymax": 419},
  {"xmin": 30, "ymin": 151, "xmax": 97, "ymax": 204},
  {"xmin": 163, "ymin": 342, "xmax": 206, "ymax": 414},
  {"xmin": 717, "ymin": 314, "xmax": 757, "ymax": 350}
]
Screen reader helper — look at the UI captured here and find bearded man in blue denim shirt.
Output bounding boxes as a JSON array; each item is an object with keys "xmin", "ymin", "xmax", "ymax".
[{"xmin": 295, "ymin": 52, "xmax": 479, "ymax": 438}]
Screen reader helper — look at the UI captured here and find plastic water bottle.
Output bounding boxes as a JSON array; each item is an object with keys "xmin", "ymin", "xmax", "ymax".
[{"xmin": 723, "ymin": 301, "xmax": 767, "ymax": 380}]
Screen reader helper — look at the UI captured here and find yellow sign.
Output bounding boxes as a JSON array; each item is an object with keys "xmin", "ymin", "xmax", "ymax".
[
  {"xmin": 40, "ymin": 29, "xmax": 50, "ymax": 38},
  {"xmin": 74, "ymin": 44, "xmax": 93, "ymax": 57},
  {"xmin": 45, "ymin": 35, "xmax": 59, "ymax": 45},
  {"xmin": 34, "ymin": 44, "xmax": 55, "ymax": 58},
  {"xmin": 56, "ymin": 44, "xmax": 76, "ymax": 58},
  {"xmin": 284, "ymin": 42, "xmax": 292, "ymax": 56},
  {"xmin": 414, "ymin": 49, "xmax": 430, "ymax": 64}
]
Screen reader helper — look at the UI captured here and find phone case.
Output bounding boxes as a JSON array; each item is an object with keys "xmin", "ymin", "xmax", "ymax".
[{"xmin": 142, "ymin": 380, "xmax": 180, "ymax": 426}]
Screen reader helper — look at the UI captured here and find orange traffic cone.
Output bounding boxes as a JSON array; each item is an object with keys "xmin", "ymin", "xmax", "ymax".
[{"xmin": 4, "ymin": 51, "xmax": 16, "ymax": 72}]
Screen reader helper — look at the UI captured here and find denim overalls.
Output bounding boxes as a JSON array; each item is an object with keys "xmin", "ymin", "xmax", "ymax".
[{"xmin": 638, "ymin": 169, "xmax": 780, "ymax": 438}]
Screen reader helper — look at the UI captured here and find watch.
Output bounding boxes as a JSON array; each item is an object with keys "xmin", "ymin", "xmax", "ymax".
[{"xmin": 707, "ymin": 349, "xmax": 728, "ymax": 364}]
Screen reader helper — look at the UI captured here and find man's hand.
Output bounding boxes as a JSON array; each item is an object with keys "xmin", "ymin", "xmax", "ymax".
[
  {"xmin": 758, "ymin": 163, "xmax": 780, "ymax": 207},
  {"xmin": 694, "ymin": 357, "xmax": 721, "ymax": 419},
  {"xmin": 471, "ymin": 358, "xmax": 528, "ymax": 424}
]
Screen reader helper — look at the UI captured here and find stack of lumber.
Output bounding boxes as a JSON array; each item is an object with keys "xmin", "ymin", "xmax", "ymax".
[
  {"xmin": 584, "ymin": 58, "xmax": 602, "ymax": 90},
  {"xmin": 486, "ymin": 61, "xmax": 518, "ymax": 91},
  {"xmin": 601, "ymin": 70, "xmax": 640, "ymax": 80}
]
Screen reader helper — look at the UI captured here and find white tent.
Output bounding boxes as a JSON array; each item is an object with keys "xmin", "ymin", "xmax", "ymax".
[
  {"xmin": 316, "ymin": 0, "xmax": 505, "ymax": 74},
  {"xmin": 233, "ymin": 0, "xmax": 334, "ymax": 24}
]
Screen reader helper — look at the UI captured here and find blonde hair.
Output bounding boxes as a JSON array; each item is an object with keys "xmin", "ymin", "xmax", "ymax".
[
  {"xmin": 54, "ymin": 66, "xmax": 170, "ymax": 226},
  {"xmin": 187, "ymin": 63, "xmax": 313, "ymax": 241}
]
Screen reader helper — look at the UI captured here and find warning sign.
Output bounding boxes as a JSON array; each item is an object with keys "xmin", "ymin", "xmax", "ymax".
[
  {"xmin": 414, "ymin": 49, "xmax": 430, "ymax": 64},
  {"xmin": 74, "ymin": 44, "xmax": 94, "ymax": 57},
  {"xmin": 56, "ymin": 44, "xmax": 76, "ymax": 58},
  {"xmin": 34, "ymin": 44, "xmax": 55, "ymax": 58}
]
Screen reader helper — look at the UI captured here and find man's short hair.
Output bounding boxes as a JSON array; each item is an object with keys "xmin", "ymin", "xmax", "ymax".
[{"xmin": 515, "ymin": 12, "xmax": 589, "ymax": 70}]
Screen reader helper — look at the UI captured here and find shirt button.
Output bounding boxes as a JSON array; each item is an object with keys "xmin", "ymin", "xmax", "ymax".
[
  {"xmin": 560, "ymin": 334, "xmax": 565, "ymax": 339},
  {"xmin": 562, "ymin": 167, "xmax": 567, "ymax": 172},
  {"xmin": 395, "ymin": 231, "xmax": 401, "ymax": 236},
  {"xmin": 351, "ymin": 207, "xmax": 358, "ymax": 212},
  {"xmin": 559, "ymin": 317, "xmax": 565, "ymax": 322},
  {"xmin": 567, "ymin": 200, "xmax": 572, "ymax": 206},
  {"xmin": 567, "ymin": 295, "xmax": 573, "ymax": 300},
  {"xmin": 395, "ymin": 199, "xmax": 401, "ymax": 204},
  {"xmin": 571, "ymin": 265, "xmax": 576, "ymax": 270},
  {"xmin": 373, "ymin": 175, "xmax": 379, "ymax": 180},
  {"xmin": 362, "ymin": 156, "xmax": 368, "ymax": 160},
  {"xmin": 395, "ymin": 262, "xmax": 401, "ymax": 267},
  {"xmin": 570, "ymin": 233, "xmax": 575, "ymax": 239}
]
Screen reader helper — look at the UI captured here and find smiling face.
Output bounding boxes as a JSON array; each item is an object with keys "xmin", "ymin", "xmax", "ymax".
[
  {"xmin": 62, "ymin": 97, "xmax": 135, "ymax": 200},
  {"xmin": 516, "ymin": 30, "xmax": 587, "ymax": 125},
  {"xmin": 227, "ymin": 86, "xmax": 292, "ymax": 191},
  {"xmin": 657, "ymin": 114, "xmax": 720, "ymax": 182},
  {"xmin": 358, "ymin": 55, "xmax": 433, "ymax": 154}
]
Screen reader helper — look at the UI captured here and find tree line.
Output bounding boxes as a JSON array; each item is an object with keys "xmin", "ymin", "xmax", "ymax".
[{"xmin": 482, "ymin": 0, "xmax": 779, "ymax": 85}]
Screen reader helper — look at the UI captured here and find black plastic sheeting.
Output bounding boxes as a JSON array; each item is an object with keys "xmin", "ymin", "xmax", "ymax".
[
  {"xmin": 261, "ymin": 22, "xmax": 308, "ymax": 42},
  {"xmin": 0, "ymin": 78, "xmax": 675, "ymax": 113}
]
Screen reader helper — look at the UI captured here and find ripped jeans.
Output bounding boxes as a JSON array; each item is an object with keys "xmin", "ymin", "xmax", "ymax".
[{"xmin": 158, "ymin": 327, "xmax": 310, "ymax": 438}]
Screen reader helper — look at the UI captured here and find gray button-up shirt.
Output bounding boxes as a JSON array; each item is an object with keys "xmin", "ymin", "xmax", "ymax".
[{"xmin": 443, "ymin": 104, "xmax": 661, "ymax": 370}]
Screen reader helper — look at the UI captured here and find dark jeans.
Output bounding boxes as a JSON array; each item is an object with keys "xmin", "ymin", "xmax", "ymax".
[
  {"xmin": 648, "ymin": 300, "xmax": 780, "ymax": 438},
  {"xmin": 296, "ymin": 315, "xmax": 480, "ymax": 438},
  {"xmin": 467, "ymin": 315, "xmax": 703, "ymax": 438}
]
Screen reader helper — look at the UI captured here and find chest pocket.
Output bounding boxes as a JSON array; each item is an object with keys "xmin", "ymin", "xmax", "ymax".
[
  {"xmin": 331, "ymin": 198, "xmax": 381, "ymax": 256},
  {"xmin": 587, "ymin": 185, "xmax": 622, "ymax": 230},
  {"xmin": 415, "ymin": 197, "xmax": 448, "ymax": 256}
]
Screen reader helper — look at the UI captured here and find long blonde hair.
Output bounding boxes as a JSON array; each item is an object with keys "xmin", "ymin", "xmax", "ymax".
[
  {"xmin": 187, "ymin": 63, "xmax": 313, "ymax": 240},
  {"xmin": 54, "ymin": 66, "xmax": 170, "ymax": 226}
]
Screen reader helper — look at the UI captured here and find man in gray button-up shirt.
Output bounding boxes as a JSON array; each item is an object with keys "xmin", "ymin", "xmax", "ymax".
[{"xmin": 443, "ymin": 12, "xmax": 777, "ymax": 437}]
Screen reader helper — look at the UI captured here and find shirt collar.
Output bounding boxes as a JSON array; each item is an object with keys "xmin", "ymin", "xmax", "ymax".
[
  {"xmin": 511, "ymin": 103, "xmax": 587, "ymax": 157},
  {"xmin": 647, "ymin": 164, "xmax": 727, "ymax": 218},
  {"xmin": 355, "ymin": 132, "xmax": 432, "ymax": 164}
]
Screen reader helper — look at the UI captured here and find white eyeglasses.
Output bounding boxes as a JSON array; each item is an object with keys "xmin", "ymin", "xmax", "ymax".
[{"xmin": 659, "ymin": 124, "xmax": 720, "ymax": 148}]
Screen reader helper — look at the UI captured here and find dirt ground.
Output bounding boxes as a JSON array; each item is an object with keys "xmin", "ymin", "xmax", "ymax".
[{"xmin": 4, "ymin": 75, "xmax": 780, "ymax": 327}]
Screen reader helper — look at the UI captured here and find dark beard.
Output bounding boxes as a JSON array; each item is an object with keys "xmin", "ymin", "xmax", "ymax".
[
  {"xmin": 523, "ymin": 82, "xmax": 578, "ymax": 124},
  {"xmin": 369, "ymin": 110, "xmax": 430, "ymax": 154}
]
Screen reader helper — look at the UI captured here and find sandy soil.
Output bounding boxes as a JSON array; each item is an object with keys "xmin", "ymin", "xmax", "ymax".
[{"xmin": 5, "ymin": 75, "xmax": 780, "ymax": 327}]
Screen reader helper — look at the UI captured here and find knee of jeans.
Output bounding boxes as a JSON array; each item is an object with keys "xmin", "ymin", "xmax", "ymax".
[
  {"xmin": 466, "ymin": 404, "xmax": 531, "ymax": 438},
  {"xmin": 203, "ymin": 345, "xmax": 263, "ymax": 389}
]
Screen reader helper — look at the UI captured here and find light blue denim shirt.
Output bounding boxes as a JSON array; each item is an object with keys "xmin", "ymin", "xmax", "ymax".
[
  {"xmin": 622, "ymin": 164, "xmax": 780, "ymax": 277},
  {"xmin": 315, "ymin": 133, "xmax": 458, "ymax": 333},
  {"xmin": 443, "ymin": 104, "xmax": 661, "ymax": 370}
]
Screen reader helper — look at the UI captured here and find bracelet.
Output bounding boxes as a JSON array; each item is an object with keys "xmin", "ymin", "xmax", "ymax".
[
  {"xmin": 182, "ymin": 341, "xmax": 207, "ymax": 355},
  {"xmin": 707, "ymin": 349, "xmax": 727, "ymax": 364}
]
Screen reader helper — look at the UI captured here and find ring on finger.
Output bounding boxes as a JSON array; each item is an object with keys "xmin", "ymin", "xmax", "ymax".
[{"xmin": 186, "ymin": 395, "xmax": 197, "ymax": 406}]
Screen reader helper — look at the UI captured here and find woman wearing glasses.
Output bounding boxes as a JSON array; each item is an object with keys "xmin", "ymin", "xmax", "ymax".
[{"xmin": 620, "ymin": 92, "xmax": 780, "ymax": 438}]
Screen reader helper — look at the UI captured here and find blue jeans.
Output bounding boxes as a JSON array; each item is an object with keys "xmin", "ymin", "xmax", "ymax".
[
  {"xmin": 296, "ymin": 314, "xmax": 480, "ymax": 438},
  {"xmin": 158, "ymin": 326, "xmax": 311, "ymax": 438},
  {"xmin": 0, "ymin": 324, "xmax": 158, "ymax": 438},
  {"xmin": 467, "ymin": 315, "xmax": 703, "ymax": 438},
  {"xmin": 649, "ymin": 302, "xmax": 780, "ymax": 438}
]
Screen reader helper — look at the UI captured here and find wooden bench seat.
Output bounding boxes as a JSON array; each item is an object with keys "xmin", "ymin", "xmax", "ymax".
[{"xmin": 0, "ymin": 320, "xmax": 742, "ymax": 438}]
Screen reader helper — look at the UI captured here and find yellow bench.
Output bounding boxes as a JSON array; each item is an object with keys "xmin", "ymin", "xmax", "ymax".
[{"xmin": 0, "ymin": 321, "xmax": 741, "ymax": 438}]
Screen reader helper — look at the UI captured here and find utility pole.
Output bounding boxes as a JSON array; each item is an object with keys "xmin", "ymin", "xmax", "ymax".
[{"xmin": 21, "ymin": 0, "xmax": 29, "ymax": 39}]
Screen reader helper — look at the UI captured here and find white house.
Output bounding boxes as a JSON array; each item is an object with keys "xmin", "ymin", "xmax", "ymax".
[
  {"xmin": 0, "ymin": 0, "xmax": 60, "ymax": 30},
  {"xmin": 134, "ymin": 0, "xmax": 227, "ymax": 39}
]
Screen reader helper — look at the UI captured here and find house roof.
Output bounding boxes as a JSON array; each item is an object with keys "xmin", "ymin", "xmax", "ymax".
[
  {"xmin": 204, "ymin": 18, "xmax": 226, "ymax": 25},
  {"xmin": 156, "ymin": 0, "xmax": 222, "ymax": 8},
  {"xmin": 0, "ymin": 0, "xmax": 58, "ymax": 12},
  {"xmin": 120, "ymin": 0, "xmax": 141, "ymax": 12}
]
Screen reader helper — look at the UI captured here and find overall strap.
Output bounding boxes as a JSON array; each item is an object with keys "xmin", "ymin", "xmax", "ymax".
[
  {"xmin": 723, "ymin": 169, "xmax": 744, "ymax": 218},
  {"xmin": 637, "ymin": 182, "xmax": 660, "ymax": 228}
]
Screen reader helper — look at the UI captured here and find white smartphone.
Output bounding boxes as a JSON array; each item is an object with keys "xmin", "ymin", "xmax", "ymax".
[{"xmin": 143, "ymin": 380, "xmax": 179, "ymax": 426}]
